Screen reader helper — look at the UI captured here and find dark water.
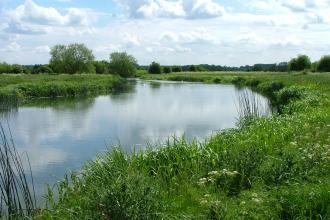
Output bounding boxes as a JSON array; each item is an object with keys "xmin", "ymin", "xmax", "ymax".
[{"xmin": 0, "ymin": 80, "xmax": 270, "ymax": 199}]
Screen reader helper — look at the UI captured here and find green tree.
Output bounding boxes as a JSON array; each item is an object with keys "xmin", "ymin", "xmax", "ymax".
[
  {"xmin": 109, "ymin": 52, "xmax": 137, "ymax": 77},
  {"xmin": 50, "ymin": 44, "xmax": 95, "ymax": 74},
  {"xmin": 189, "ymin": 65, "xmax": 197, "ymax": 72},
  {"xmin": 172, "ymin": 66, "xmax": 182, "ymax": 72},
  {"xmin": 163, "ymin": 66, "xmax": 172, "ymax": 74},
  {"xmin": 148, "ymin": 62, "xmax": 162, "ymax": 74},
  {"xmin": 289, "ymin": 55, "xmax": 311, "ymax": 71},
  {"xmin": 317, "ymin": 55, "xmax": 330, "ymax": 72},
  {"xmin": 93, "ymin": 60, "xmax": 110, "ymax": 74},
  {"xmin": 0, "ymin": 62, "xmax": 11, "ymax": 74}
]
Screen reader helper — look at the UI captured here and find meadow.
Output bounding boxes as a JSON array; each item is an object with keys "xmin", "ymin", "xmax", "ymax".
[{"xmin": 33, "ymin": 72, "xmax": 330, "ymax": 219}]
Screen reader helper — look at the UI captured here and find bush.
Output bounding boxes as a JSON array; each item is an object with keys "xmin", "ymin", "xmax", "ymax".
[
  {"xmin": 148, "ymin": 62, "xmax": 162, "ymax": 74},
  {"xmin": 317, "ymin": 55, "xmax": 330, "ymax": 72},
  {"xmin": 93, "ymin": 60, "xmax": 110, "ymax": 74},
  {"xmin": 37, "ymin": 65, "xmax": 54, "ymax": 74},
  {"xmin": 246, "ymin": 78, "xmax": 261, "ymax": 87},
  {"xmin": 163, "ymin": 66, "xmax": 172, "ymax": 74},
  {"xmin": 172, "ymin": 66, "xmax": 182, "ymax": 72},
  {"xmin": 109, "ymin": 52, "xmax": 137, "ymax": 77},
  {"xmin": 189, "ymin": 65, "xmax": 197, "ymax": 72},
  {"xmin": 288, "ymin": 55, "xmax": 311, "ymax": 71},
  {"xmin": 257, "ymin": 81, "xmax": 284, "ymax": 99}
]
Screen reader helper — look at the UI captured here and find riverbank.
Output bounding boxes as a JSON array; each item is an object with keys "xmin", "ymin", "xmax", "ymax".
[
  {"xmin": 0, "ymin": 74, "xmax": 127, "ymax": 108},
  {"xmin": 35, "ymin": 72, "xmax": 330, "ymax": 219}
]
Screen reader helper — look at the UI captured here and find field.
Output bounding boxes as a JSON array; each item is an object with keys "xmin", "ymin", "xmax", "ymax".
[{"xmin": 33, "ymin": 72, "xmax": 330, "ymax": 219}]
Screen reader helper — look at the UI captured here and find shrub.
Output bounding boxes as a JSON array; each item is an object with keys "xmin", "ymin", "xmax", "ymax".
[
  {"xmin": 148, "ymin": 62, "xmax": 162, "ymax": 74},
  {"xmin": 37, "ymin": 65, "xmax": 54, "ymax": 74},
  {"xmin": 189, "ymin": 65, "xmax": 197, "ymax": 72},
  {"xmin": 109, "ymin": 52, "xmax": 137, "ymax": 77},
  {"xmin": 317, "ymin": 55, "xmax": 330, "ymax": 72},
  {"xmin": 246, "ymin": 79, "xmax": 261, "ymax": 87},
  {"xmin": 172, "ymin": 66, "xmax": 182, "ymax": 72},
  {"xmin": 163, "ymin": 66, "xmax": 172, "ymax": 74},
  {"xmin": 257, "ymin": 81, "xmax": 284, "ymax": 100},
  {"xmin": 93, "ymin": 60, "xmax": 110, "ymax": 74},
  {"xmin": 277, "ymin": 86, "xmax": 303, "ymax": 106},
  {"xmin": 231, "ymin": 77, "xmax": 246, "ymax": 86}
]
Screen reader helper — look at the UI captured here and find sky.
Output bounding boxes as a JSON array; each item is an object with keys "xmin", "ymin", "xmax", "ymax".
[{"xmin": 0, "ymin": 0, "xmax": 330, "ymax": 66}]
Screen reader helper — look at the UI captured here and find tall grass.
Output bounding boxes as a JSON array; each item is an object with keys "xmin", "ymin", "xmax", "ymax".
[
  {"xmin": 0, "ymin": 74, "xmax": 127, "ymax": 108},
  {"xmin": 236, "ymin": 89, "xmax": 270, "ymax": 120},
  {"xmin": 0, "ymin": 124, "xmax": 35, "ymax": 219}
]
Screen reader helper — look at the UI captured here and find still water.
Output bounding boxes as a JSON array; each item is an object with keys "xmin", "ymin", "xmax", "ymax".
[{"xmin": 0, "ymin": 80, "xmax": 270, "ymax": 198}]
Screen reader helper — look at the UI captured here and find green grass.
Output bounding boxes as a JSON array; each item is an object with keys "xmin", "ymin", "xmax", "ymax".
[
  {"xmin": 27, "ymin": 72, "xmax": 330, "ymax": 219},
  {"xmin": 0, "ymin": 74, "xmax": 127, "ymax": 108}
]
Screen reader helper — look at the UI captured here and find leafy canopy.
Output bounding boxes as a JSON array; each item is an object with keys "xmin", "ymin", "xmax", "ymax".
[
  {"xmin": 50, "ymin": 44, "xmax": 95, "ymax": 74},
  {"xmin": 288, "ymin": 55, "xmax": 311, "ymax": 71},
  {"xmin": 109, "ymin": 52, "xmax": 137, "ymax": 77},
  {"xmin": 148, "ymin": 62, "xmax": 162, "ymax": 74}
]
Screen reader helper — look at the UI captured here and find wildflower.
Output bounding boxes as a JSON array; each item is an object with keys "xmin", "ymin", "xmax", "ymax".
[
  {"xmin": 198, "ymin": 178, "xmax": 207, "ymax": 186},
  {"xmin": 252, "ymin": 198, "xmax": 262, "ymax": 204},
  {"xmin": 208, "ymin": 171, "xmax": 220, "ymax": 176},
  {"xmin": 200, "ymin": 199, "xmax": 208, "ymax": 206},
  {"xmin": 204, "ymin": 194, "xmax": 211, "ymax": 198}
]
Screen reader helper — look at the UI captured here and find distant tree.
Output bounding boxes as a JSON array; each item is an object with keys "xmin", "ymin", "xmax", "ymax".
[
  {"xmin": 148, "ymin": 62, "xmax": 162, "ymax": 74},
  {"xmin": 109, "ymin": 52, "xmax": 137, "ymax": 77},
  {"xmin": 11, "ymin": 64, "xmax": 23, "ymax": 74},
  {"xmin": 276, "ymin": 62, "xmax": 288, "ymax": 72},
  {"xmin": 50, "ymin": 43, "xmax": 95, "ymax": 74},
  {"xmin": 189, "ymin": 65, "xmax": 197, "ymax": 72},
  {"xmin": 93, "ymin": 60, "xmax": 110, "ymax": 74},
  {"xmin": 196, "ymin": 65, "xmax": 205, "ymax": 72},
  {"xmin": 288, "ymin": 55, "xmax": 311, "ymax": 71},
  {"xmin": 37, "ymin": 65, "xmax": 53, "ymax": 74},
  {"xmin": 0, "ymin": 62, "xmax": 11, "ymax": 74},
  {"xmin": 317, "ymin": 55, "xmax": 330, "ymax": 72},
  {"xmin": 163, "ymin": 66, "xmax": 172, "ymax": 74},
  {"xmin": 172, "ymin": 65, "xmax": 182, "ymax": 72}
]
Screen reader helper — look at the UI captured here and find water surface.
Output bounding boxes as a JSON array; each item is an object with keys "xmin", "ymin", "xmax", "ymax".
[{"xmin": 0, "ymin": 80, "xmax": 270, "ymax": 198}]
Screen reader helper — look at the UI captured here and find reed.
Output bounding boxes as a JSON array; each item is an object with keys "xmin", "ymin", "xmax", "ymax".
[{"xmin": 0, "ymin": 124, "xmax": 36, "ymax": 219}]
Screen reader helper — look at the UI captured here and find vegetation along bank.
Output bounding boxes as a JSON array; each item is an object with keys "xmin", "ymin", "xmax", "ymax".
[
  {"xmin": 36, "ymin": 72, "xmax": 330, "ymax": 219},
  {"xmin": 0, "ymin": 74, "xmax": 127, "ymax": 108}
]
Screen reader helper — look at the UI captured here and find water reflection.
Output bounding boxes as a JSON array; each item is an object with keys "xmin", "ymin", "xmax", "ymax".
[{"xmin": 0, "ymin": 80, "xmax": 270, "ymax": 199}]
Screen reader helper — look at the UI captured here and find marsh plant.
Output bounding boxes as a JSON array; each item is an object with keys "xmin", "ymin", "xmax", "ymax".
[
  {"xmin": 0, "ymin": 124, "xmax": 36, "ymax": 219},
  {"xmin": 236, "ymin": 89, "xmax": 270, "ymax": 121}
]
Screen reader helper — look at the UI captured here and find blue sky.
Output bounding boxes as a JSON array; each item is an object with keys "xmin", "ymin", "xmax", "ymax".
[{"xmin": 1, "ymin": 0, "xmax": 330, "ymax": 65}]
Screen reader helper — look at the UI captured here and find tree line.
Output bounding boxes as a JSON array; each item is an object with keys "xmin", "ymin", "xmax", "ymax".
[{"xmin": 1, "ymin": 43, "xmax": 330, "ymax": 76}]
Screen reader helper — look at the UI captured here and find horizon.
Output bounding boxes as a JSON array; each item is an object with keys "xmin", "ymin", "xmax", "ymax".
[{"xmin": 0, "ymin": 0, "xmax": 330, "ymax": 66}]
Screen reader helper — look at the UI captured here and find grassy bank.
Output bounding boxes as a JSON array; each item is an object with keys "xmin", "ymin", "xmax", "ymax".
[
  {"xmin": 0, "ymin": 74, "xmax": 127, "ymax": 108},
  {"xmin": 35, "ymin": 72, "xmax": 330, "ymax": 219}
]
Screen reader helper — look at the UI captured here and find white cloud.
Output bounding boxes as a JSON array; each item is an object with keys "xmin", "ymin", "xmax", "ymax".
[
  {"xmin": 4, "ymin": 0, "xmax": 98, "ymax": 35},
  {"xmin": 1, "ymin": 0, "xmax": 330, "ymax": 66},
  {"xmin": 114, "ymin": 0, "xmax": 225, "ymax": 19},
  {"xmin": 184, "ymin": 0, "xmax": 225, "ymax": 19}
]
